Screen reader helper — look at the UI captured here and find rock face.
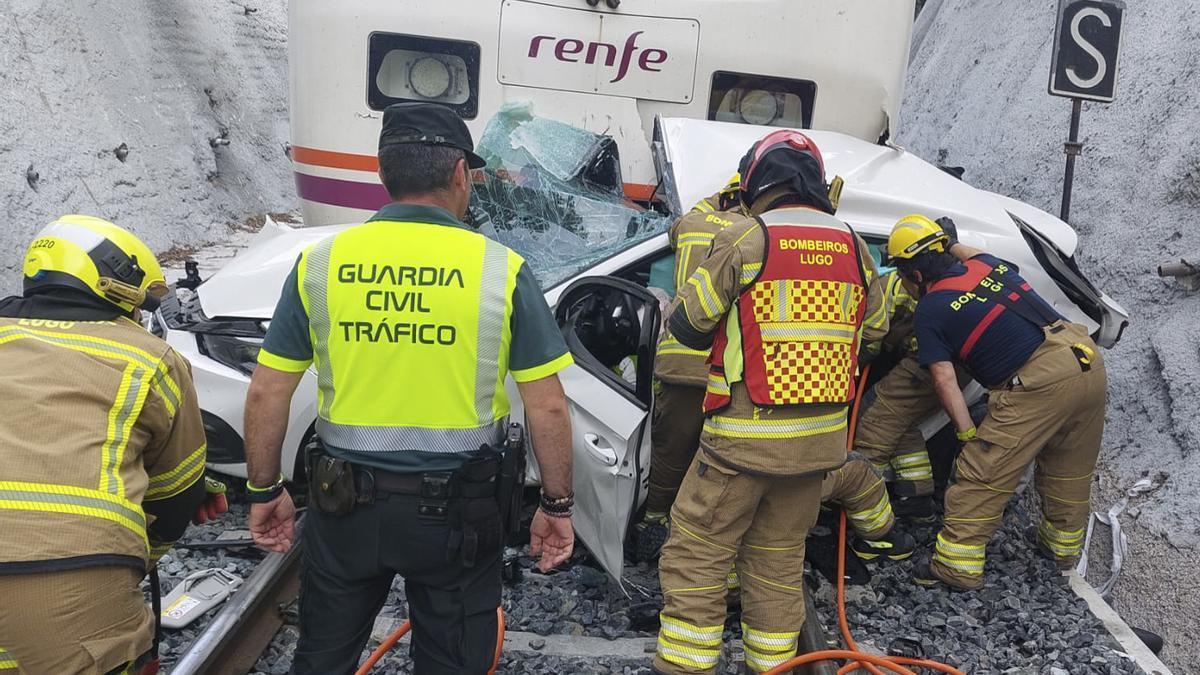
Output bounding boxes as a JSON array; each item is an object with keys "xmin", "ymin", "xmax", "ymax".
[
  {"xmin": 0, "ymin": 0, "xmax": 294, "ymax": 289},
  {"xmin": 901, "ymin": 0, "xmax": 1200, "ymax": 668}
]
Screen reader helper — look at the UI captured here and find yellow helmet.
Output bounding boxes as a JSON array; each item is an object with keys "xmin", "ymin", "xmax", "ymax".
[
  {"xmin": 23, "ymin": 215, "xmax": 167, "ymax": 313},
  {"xmin": 718, "ymin": 172, "xmax": 741, "ymax": 194},
  {"xmin": 716, "ymin": 172, "xmax": 742, "ymax": 210},
  {"xmin": 886, "ymin": 214, "xmax": 950, "ymax": 262}
]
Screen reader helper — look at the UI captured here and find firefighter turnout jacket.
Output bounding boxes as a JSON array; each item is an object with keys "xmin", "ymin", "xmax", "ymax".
[
  {"xmin": 863, "ymin": 269, "xmax": 918, "ymax": 359},
  {"xmin": 669, "ymin": 207, "xmax": 889, "ymax": 476},
  {"xmin": 654, "ymin": 204, "xmax": 754, "ymax": 387},
  {"xmin": 257, "ymin": 203, "xmax": 573, "ymax": 473},
  {"xmin": 0, "ymin": 315, "xmax": 207, "ymax": 573}
]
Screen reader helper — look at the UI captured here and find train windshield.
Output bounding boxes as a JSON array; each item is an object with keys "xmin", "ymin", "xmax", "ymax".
[{"xmin": 467, "ymin": 102, "xmax": 671, "ymax": 288}]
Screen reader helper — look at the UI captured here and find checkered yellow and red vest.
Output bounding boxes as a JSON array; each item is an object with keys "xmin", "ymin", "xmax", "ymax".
[{"xmin": 703, "ymin": 210, "xmax": 868, "ymax": 413}]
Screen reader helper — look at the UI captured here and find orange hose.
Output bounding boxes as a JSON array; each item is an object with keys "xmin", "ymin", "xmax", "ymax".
[
  {"xmin": 816, "ymin": 366, "xmax": 964, "ymax": 675},
  {"xmin": 839, "ymin": 366, "xmax": 887, "ymax": 675},
  {"xmin": 488, "ymin": 607, "xmax": 506, "ymax": 675},
  {"xmin": 837, "ymin": 509, "xmax": 885, "ymax": 675},
  {"xmin": 355, "ymin": 620, "xmax": 410, "ymax": 675},
  {"xmin": 762, "ymin": 650, "xmax": 916, "ymax": 675},
  {"xmin": 354, "ymin": 607, "xmax": 505, "ymax": 675}
]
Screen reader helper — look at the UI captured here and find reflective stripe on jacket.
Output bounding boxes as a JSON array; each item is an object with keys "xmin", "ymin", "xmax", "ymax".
[
  {"xmin": 0, "ymin": 317, "xmax": 205, "ymax": 571},
  {"xmin": 864, "ymin": 270, "xmax": 918, "ymax": 357},
  {"xmin": 703, "ymin": 210, "xmax": 868, "ymax": 413},
  {"xmin": 296, "ymin": 219, "xmax": 524, "ymax": 452},
  {"xmin": 654, "ymin": 205, "xmax": 754, "ymax": 387}
]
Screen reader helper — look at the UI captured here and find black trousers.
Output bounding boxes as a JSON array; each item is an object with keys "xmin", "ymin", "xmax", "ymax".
[{"xmin": 291, "ymin": 492, "xmax": 503, "ymax": 675}]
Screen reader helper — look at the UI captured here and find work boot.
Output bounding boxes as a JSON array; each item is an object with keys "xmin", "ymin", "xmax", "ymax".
[
  {"xmin": 1024, "ymin": 525, "xmax": 1076, "ymax": 570},
  {"xmin": 912, "ymin": 556, "xmax": 973, "ymax": 591},
  {"xmin": 893, "ymin": 495, "xmax": 937, "ymax": 524},
  {"xmin": 633, "ymin": 513, "xmax": 670, "ymax": 562},
  {"xmin": 852, "ymin": 529, "xmax": 916, "ymax": 561}
]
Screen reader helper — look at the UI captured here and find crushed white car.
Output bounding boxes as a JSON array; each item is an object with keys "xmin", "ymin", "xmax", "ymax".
[{"xmin": 154, "ymin": 114, "xmax": 1127, "ymax": 582}]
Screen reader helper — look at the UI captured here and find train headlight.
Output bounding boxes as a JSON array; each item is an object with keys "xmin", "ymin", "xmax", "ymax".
[
  {"xmin": 708, "ymin": 71, "xmax": 817, "ymax": 130},
  {"xmin": 738, "ymin": 90, "xmax": 782, "ymax": 126},
  {"xmin": 409, "ymin": 57, "xmax": 453, "ymax": 99},
  {"xmin": 369, "ymin": 33, "xmax": 481, "ymax": 118}
]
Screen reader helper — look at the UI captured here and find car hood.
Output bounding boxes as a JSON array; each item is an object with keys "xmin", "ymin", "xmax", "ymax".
[
  {"xmin": 197, "ymin": 220, "xmax": 349, "ymax": 319},
  {"xmin": 655, "ymin": 117, "xmax": 1079, "ymax": 254}
]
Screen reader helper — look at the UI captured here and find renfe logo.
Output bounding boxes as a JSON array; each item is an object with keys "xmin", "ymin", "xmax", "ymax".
[{"xmin": 527, "ymin": 31, "xmax": 667, "ymax": 83}]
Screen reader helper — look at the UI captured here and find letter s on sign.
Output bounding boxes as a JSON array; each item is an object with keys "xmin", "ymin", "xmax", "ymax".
[{"xmin": 1066, "ymin": 7, "xmax": 1111, "ymax": 90}]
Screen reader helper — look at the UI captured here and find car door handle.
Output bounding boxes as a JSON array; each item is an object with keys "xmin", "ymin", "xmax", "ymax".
[{"xmin": 583, "ymin": 432, "xmax": 618, "ymax": 466}]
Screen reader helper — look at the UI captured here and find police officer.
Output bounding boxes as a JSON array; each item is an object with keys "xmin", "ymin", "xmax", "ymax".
[
  {"xmin": 654, "ymin": 131, "xmax": 887, "ymax": 674},
  {"xmin": 244, "ymin": 102, "xmax": 577, "ymax": 674},
  {"xmin": 0, "ymin": 216, "xmax": 214, "ymax": 674},
  {"xmin": 884, "ymin": 215, "xmax": 1106, "ymax": 590}
]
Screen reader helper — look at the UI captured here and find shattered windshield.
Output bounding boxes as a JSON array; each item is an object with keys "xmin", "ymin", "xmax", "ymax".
[{"xmin": 467, "ymin": 102, "xmax": 671, "ymax": 289}]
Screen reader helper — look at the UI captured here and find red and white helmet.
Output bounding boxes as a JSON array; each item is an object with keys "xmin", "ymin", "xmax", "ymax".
[{"xmin": 737, "ymin": 130, "xmax": 831, "ymax": 211}]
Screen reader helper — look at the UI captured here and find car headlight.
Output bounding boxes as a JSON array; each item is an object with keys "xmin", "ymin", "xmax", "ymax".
[
  {"xmin": 160, "ymin": 289, "xmax": 269, "ymax": 375},
  {"xmin": 197, "ymin": 333, "xmax": 262, "ymax": 376}
]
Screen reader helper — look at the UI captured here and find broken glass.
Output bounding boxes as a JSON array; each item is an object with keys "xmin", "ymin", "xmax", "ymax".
[{"xmin": 467, "ymin": 102, "xmax": 671, "ymax": 289}]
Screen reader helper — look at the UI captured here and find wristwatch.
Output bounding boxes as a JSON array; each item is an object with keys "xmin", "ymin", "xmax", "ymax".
[{"xmin": 246, "ymin": 474, "xmax": 286, "ymax": 503}]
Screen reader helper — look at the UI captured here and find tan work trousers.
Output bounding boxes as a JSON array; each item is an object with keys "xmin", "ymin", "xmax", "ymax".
[
  {"xmin": 853, "ymin": 355, "xmax": 940, "ymax": 497},
  {"xmin": 931, "ymin": 326, "xmax": 1106, "ymax": 589},
  {"xmin": 656, "ymin": 454, "xmax": 822, "ymax": 674},
  {"xmin": 646, "ymin": 382, "xmax": 707, "ymax": 516},
  {"xmin": 820, "ymin": 458, "xmax": 894, "ymax": 539},
  {"xmin": 0, "ymin": 566, "xmax": 154, "ymax": 674}
]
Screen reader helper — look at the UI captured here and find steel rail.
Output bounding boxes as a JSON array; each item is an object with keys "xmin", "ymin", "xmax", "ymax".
[
  {"xmin": 798, "ymin": 591, "xmax": 839, "ymax": 675},
  {"xmin": 169, "ymin": 531, "xmax": 302, "ymax": 675}
]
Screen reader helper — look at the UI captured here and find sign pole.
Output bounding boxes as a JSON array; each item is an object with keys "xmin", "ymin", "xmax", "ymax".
[{"xmin": 1060, "ymin": 97, "xmax": 1083, "ymax": 223}]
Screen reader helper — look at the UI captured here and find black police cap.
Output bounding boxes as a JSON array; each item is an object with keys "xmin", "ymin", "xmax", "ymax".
[{"xmin": 378, "ymin": 102, "xmax": 486, "ymax": 169}]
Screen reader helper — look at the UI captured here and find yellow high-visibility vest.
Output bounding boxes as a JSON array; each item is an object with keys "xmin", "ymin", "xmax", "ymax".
[{"xmin": 297, "ymin": 219, "xmax": 525, "ymax": 452}]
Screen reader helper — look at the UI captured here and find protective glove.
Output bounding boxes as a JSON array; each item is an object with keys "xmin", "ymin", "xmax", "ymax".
[
  {"xmin": 935, "ymin": 216, "xmax": 959, "ymax": 247},
  {"xmin": 192, "ymin": 475, "xmax": 229, "ymax": 525},
  {"xmin": 857, "ymin": 342, "xmax": 881, "ymax": 367}
]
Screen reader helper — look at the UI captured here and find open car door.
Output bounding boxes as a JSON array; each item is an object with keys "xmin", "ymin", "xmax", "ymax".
[{"xmin": 550, "ymin": 276, "xmax": 660, "ymax": 584}]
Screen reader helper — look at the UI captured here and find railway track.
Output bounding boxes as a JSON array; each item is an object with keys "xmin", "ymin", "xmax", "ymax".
[
  {"xmin": 162, "ymin": 516, "xmax": 838, "ymax": 675},
  {"xmin": 160, "ymin": 500, "xmax": 1163, "ymax": 674},
  {"xmin": 168, "ymin": 540, "xmax": 301, "ymax": 675}
]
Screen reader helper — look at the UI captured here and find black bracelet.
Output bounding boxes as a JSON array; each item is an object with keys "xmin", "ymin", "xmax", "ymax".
[{"xmin": 540, "ymin": 490, "xmax": 574, "ymax": 515}]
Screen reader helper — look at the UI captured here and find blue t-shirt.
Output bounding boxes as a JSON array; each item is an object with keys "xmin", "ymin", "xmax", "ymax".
[{"xmin": 914, "ymin": 254, "xmax": 1062, "ymax": 387}]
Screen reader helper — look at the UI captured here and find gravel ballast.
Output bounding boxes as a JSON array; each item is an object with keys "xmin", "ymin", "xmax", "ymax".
[{"xmin": 150, "ymin": 494, "xmax": 1147, "ymax": 674}]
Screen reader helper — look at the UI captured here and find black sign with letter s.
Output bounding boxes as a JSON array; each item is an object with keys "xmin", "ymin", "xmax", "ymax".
[{"xmin": 1049, "ymin": 0, "xmax": 1126, "ymax": 102}]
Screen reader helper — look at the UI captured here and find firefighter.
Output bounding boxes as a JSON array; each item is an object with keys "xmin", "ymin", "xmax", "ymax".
[
  {"xmin": 653, "ymin": 131, "xmax": 888, "ymax": 674},
  {"xmin": 634, "ymin": 175, "xmax": 744, "ymax": 560},
  {"xmin": 0, "ymin": 216, "xmax": 216, "ymax": 674},
  {"xmin": 885, "ymin": 214, "xmax": 1106, "ymax": 590},
  {"xmin": 823, "ymin": 457, "xmax": 916, "ymax": 561},
  {"xmin": 637, "ymin": 179, "xmax": 915, "ymax": 566},
  {"xmin": 853, "ymin": 237, "xmax": 969, "ymax": 523},
  {"xmin": 244, "ymin": 102, "xmax": 576, "ymax": 674}
]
